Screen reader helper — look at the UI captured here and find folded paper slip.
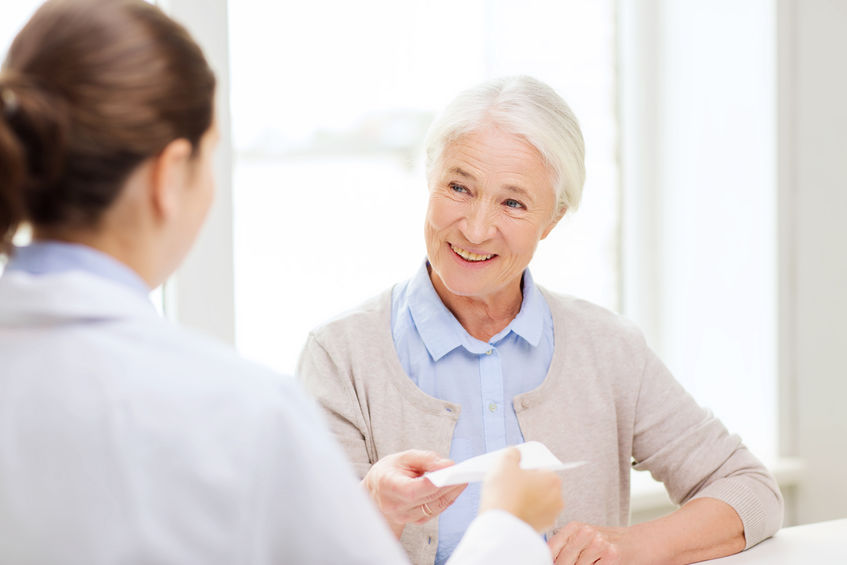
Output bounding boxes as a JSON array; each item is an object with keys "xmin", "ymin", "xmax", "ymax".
[{"xmin": 424, "ymin": 441, "xmax": 586, "ymax": 487}]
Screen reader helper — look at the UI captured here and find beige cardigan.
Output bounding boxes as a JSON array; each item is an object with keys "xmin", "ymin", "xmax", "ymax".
[{"xmin": 297, "ymin": 287, "xmax": 783, "ymax": 565}]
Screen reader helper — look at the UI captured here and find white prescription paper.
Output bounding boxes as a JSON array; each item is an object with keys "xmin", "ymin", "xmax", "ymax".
[{"xmin": 424, "ymin": 441, "xmax": 585, "ymax": 487}]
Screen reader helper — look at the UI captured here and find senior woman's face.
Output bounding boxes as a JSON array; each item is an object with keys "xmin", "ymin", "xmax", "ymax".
[{"xmin": 424, "ymin": 126, "xmax": 561, "ymax": 303}]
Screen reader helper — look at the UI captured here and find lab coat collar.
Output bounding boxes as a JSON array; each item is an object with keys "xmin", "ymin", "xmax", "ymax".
[{"xmin": 0, "ymin": 270, "xmax": 157, "ymax": 327}]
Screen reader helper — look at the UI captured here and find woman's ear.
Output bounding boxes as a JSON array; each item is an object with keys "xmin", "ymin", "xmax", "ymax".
[
  {"xmin": 149, "ymin": 138, "xmax": 193, "ymax": 220},
  {"xmin": 541, "ymin": 205, "xmax": 567, "ymax": 240}
]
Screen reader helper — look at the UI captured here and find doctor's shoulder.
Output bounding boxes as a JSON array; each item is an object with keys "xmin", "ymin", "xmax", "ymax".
[{"xmin": 99, "ymin": 306, "xmax": 311, "ymax": 434}]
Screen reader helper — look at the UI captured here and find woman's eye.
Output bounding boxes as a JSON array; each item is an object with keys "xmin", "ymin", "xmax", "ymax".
[
  {"xmin": 449, "ymin": 182, "xmax": 468, "ymax": 194},
  {"xmin": 504, "ymin": 199, "xmax": 525, "ymax": 209}
]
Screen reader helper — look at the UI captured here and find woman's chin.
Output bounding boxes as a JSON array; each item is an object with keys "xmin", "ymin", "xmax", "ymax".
[
  {"xmin": 434, "ymin": 271, "xmax": 498, "ymax": 300},
  {"xmin": 430, "ymin": 256, "xmax": 517, "ymax": 302}
]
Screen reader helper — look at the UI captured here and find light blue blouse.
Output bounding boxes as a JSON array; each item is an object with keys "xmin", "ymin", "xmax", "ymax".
[
  {"xmin": 7, "ymin": 241, "xmax": 150, "ymax": 295},
  {"xmin": 391, "ymin": 261, "xmax": 554, "ymax": 564}
]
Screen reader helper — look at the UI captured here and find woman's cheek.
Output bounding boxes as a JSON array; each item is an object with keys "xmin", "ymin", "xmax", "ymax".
[{"xmin": 430, "ymin": 197, "xmax": 464, "ymax": 231}]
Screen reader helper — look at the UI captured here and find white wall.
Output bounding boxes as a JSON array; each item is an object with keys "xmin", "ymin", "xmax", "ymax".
[{"xmin": 778, "ymin": 0, "xmax": 847, "ymax": 524}]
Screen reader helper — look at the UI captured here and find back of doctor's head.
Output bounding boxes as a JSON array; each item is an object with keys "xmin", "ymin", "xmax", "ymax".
[{"xmin": 0, "ymin": 0, "xmax": 215, "ymax": 256}]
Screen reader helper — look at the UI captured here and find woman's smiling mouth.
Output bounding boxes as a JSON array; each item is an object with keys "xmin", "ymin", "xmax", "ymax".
[{"xmin": 449, "ymin": 243, "xmax": 496, "ymax": 262}]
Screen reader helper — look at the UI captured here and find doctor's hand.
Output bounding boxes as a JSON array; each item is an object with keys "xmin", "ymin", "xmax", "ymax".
[
  {"xmin": 547, "ymin": 522, "xmax": 623, "ymax": 564},
  {"xmin": 479, "ymin": 447, "xmax": 564, "ymax": 533},
  {"xmin": 363, "ymin": 449, "xmax": 466, "ymax": 538}
]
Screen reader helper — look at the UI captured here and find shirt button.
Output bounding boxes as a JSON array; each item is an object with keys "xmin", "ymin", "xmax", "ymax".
[
  {"xmin": 488, "ymin": 401, "xmax": 497, "ymax": 413},
  {"xmin": 485, "ymin": 349, "xmax": 493, "ymax": 355}
]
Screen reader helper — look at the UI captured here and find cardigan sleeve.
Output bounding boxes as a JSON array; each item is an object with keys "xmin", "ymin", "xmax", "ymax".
[
  {"xmin": 296, "ymin": 332, "xmax": 374, "ymax": 479},
  {"xmin": 630, "ymin": 345, "xmax": 784, "ymax": 549}
]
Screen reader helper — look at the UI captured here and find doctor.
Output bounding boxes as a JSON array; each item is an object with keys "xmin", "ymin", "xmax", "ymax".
[{"xmin": 0, "ymin": 0, "xmax": 563, "ymax": 563}]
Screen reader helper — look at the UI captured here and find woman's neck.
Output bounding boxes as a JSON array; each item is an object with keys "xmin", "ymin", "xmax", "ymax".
[
  {"xmin": 34, "ymin": 222, "xmax": 160, "ymax": 289},
  {"xmin": 429, "ymin": 270, "xmax": 523, "ymax": 342}
]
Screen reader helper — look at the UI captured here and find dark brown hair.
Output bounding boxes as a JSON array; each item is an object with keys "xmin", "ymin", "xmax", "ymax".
[{"xmin": 0, "ymin": 0, "xmax": 215, "ymax": 255}]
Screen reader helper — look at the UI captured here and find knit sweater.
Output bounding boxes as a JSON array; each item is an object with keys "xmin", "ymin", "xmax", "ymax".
[{"xmin": 297, "ymin": 287, "xmax": 783, "ymax": 565}]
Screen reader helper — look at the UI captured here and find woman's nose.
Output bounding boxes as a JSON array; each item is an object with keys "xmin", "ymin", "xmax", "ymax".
[{"xmin": 461, "ymin": 203, "xmax": 496, "ymax": 244}]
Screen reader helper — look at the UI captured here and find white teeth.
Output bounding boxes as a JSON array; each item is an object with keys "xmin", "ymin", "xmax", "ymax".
[{"xmin": 451, "ymin": 244, "xmax": 494, "ymax": 262}]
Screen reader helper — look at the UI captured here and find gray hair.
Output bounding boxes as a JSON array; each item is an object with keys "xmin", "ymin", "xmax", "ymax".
[{"xmin": 424, "ymin": 75, "xmax": 586, "ymax": 213}]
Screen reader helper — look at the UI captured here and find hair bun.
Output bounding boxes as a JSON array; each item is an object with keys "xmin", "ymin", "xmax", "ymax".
[
  {"xmin": 0, "ymin": 71, "xmax": 69, "ymax": 186},
  {"xmin": 0, "ymin": 69, "xmax": 70, "ymax": 254}
]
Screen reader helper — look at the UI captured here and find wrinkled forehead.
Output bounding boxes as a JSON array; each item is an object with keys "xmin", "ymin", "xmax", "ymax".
[{"xmin": 430, "ymin": 127, "xmax": 558, "ymax": 198}]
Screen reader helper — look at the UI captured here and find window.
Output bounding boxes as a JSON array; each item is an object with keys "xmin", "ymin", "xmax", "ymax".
[{"xmin": 229, "ymin": 0, "xmax": 619, "ymax": 375}]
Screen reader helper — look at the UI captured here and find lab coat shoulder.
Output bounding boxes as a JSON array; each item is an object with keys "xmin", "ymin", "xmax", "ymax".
[{"xmin": 0, "ymin": 271, "xmax": 407, "ymax": 564}]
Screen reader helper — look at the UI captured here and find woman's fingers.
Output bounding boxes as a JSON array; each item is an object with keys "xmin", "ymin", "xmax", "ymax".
[
  {"xmin": 550, "ymin": 522, "xmax": 621, "ymax": 565},
  {"xmin": 364, "ymin": 450, "xmax": 462, "ymax": 525},
  {"xmin": 411, "ymin": 483, "xmax": 468, "ymax": 524},
  {"xmin": 552, "ymin": 524, "xmax": 596, "ymax": 564},
  {"xmin": 548, "ymin": 522, "xmax": 582, "ymax": 559},
  {"xmin": 579, "ymin": 535, "xmax": 619, "ymax": 565}
]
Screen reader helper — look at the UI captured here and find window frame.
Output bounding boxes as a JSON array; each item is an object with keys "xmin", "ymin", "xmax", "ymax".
[{"xmin": 159, "ymin": 0, "xmax": 235, "ymax": 345}]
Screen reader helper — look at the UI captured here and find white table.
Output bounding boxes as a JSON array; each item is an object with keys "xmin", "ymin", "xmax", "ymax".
[{"xmin": 704, "ymin": 518, "xmax": 847, "ymax": 563}]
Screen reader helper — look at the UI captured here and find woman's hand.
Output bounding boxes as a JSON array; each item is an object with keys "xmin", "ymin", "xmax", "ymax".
[
  {"xmin": 363, "ymin": 449, "xmax": 467, "ymax": 538},
  {"xmin": 548, "ymin": 497, "xmax": 747, "ymax": 565},
  {"xmin": 547, "ymin": 522, "xmax": 624, "ymax": 564},
  {"xmin": 479, "ymin": 447, "xmax": 564, "ymax": 532}
]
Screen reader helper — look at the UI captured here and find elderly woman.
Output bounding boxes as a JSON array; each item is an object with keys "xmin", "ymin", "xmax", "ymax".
[{"xmin": 297, "ymin": 75, "xmax": 782, "ymax": 565}]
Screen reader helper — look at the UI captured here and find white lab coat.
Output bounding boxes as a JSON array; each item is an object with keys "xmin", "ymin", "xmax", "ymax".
[{"xmin": 0, "ymin": 269, "xmax": 551, "ymax": 565}]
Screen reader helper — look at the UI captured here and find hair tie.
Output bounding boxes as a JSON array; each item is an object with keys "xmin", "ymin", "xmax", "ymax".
[{"xmin": 1, "ymin": 86, "xmax": 19, "ymax": 117}]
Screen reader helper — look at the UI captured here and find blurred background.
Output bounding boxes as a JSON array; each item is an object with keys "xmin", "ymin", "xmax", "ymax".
[{"xmin": 3, "ymin": 0, "xmax": 844, "ymax": 529}]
